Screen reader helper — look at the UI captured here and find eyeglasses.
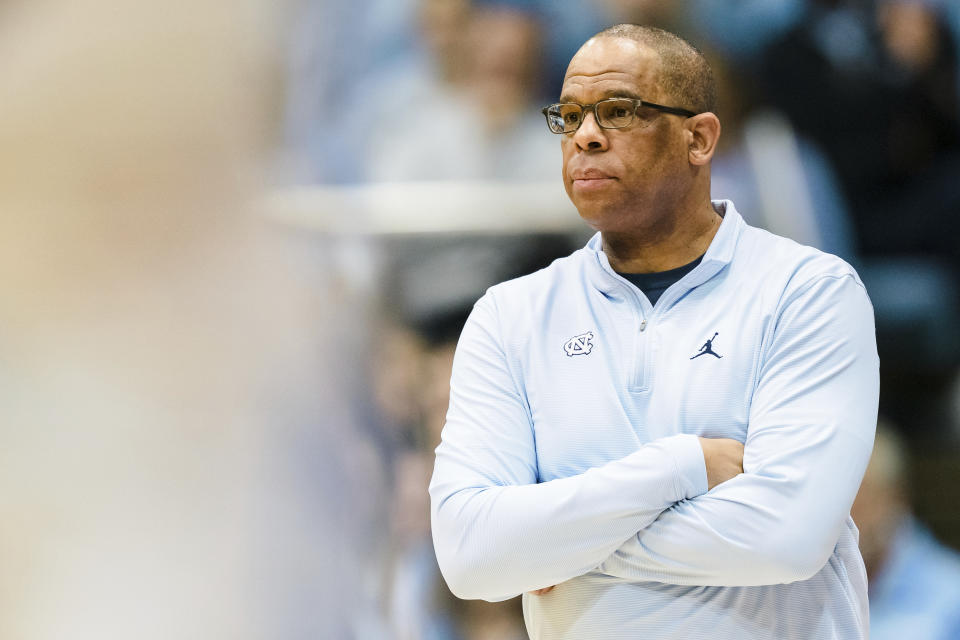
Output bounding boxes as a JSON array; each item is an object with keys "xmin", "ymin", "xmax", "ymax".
[{"xmin": 541, "ymin": 98, "xmax": 698, "ymax": 134}]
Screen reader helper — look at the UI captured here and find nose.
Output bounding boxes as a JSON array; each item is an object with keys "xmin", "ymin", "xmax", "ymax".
[{"xmin": 571, "ymin": 110, "xmax": 608, "ymax": 152}]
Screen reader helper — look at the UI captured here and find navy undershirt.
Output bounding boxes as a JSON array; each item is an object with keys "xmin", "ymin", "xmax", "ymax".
[{"xmin": 618, "ymin": 254, "xmax": 704, "ymax": 306}]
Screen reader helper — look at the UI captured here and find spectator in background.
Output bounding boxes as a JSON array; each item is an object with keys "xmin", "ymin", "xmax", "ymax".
[
  {"xmin": 378, "ymin": 235, "xmax": 576, "ymax": 639},
  {"xmin": 282, "ymin": 0, "xmax": 435, "ymax": 183},
  {"xmin": 379, "ymin": 314, "xmax": 527, "ymax": 640},
  {"xmin": 708, "ymin": 50, "xmax": 856, "ymax": 260},
  {"xmin": 362, "ymin": 0, "xmax": 474, "ymax": 180},
  {"xmin": 852, "ymin": 423, "xmax": 960, "ymax": 639},
  {"xmin": 756, "ymin": 0, "xmax": 960, "ymax": 383},
  {"xmin": 758, "ymin": 0, "xmax": 960, "ymax": 275},
  {"xmin": 369, "ymin": 1, "xmax": 558, "ymax": 182}
]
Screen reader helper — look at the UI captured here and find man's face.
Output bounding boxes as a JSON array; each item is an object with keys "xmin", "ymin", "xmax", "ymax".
[{"xmin": 559, "ymin": 37, "xmax": 690, "ymax": 233}]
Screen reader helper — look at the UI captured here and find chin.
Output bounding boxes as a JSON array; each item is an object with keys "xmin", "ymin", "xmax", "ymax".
[{"xmin": 570, "ymin": 193, "xmax": 610, "ymax": 217}]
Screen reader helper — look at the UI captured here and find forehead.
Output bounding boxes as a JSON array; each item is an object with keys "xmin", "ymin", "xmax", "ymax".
[{"xmin": 561, "ymin": 37, "xmax": 661, "ymax": 101}]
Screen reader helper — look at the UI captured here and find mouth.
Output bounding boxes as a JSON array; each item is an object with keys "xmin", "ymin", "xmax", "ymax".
[{"xmin": 570, "ymin": 172, "xmax": 617, "ymax": 192}]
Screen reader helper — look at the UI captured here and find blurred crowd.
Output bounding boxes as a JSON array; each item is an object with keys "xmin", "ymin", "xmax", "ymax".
[
  {"xmin": 287, "ymin": 0, "xmax": 960, "ymax": 638},
  {"xmin": 4, "ymin": 0, "xmax": 960, "ymax": 638},
  {"xmin": 287, "ymin": 0, "xmax": 960, "ymax": 381}
]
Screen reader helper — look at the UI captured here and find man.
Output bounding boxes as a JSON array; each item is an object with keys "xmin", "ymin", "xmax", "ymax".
[{"xmin": 430, "ymin": 24, "xmax": 879, "ymax": 639}]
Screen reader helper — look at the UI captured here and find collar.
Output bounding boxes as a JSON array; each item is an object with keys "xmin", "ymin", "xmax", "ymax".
[{"xmin": 584, "ymin": 199, "xmax": 745, "ymax": 297}]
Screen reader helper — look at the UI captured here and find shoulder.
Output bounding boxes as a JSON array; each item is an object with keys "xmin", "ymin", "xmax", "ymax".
[
  {"xmin": 464, "ymin": 245, "xmax": 592, "ymax": 351},
  {"xmin": 735, "ymin": 224, "xmax": 867, "ymax": 307}
]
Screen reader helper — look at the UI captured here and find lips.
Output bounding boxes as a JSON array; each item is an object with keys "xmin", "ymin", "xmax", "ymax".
[
  {"xmin": 570, "ymin": 169, "xmax": 614, "ymax": 181},
  {"xmin": 570, "ymin": 168, "xmax": 617, "ymax": 193}
]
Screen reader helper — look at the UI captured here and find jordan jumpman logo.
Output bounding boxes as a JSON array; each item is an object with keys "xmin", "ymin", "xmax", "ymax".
[{"xmin": 690, "ymin": 332, "xmax": 722, "ymax": 359}]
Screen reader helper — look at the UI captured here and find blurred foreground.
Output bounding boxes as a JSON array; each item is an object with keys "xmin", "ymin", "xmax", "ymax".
[{"xmin": 0, "ymin": 1, "xmax": 383, "ymax": 637}]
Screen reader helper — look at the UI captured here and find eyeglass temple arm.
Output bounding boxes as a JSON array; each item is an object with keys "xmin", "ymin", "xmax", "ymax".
[{"xmin": 641, "ymin": 101, "xmax": 698, "ymax": 118}]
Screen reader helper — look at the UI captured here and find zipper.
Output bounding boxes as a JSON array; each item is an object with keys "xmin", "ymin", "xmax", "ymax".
[
  {"xmin": 621, "ymin": 275, "xmax": 694, "ymax": 390},
  {"xmin": 617, "ymin": 280, "xmax": 651, "ymax": 391}
]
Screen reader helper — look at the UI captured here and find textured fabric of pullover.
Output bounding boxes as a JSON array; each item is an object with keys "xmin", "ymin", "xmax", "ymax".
[{"xmin": 430, "ymin": 201, "xmax": 879, "ymax": 639}]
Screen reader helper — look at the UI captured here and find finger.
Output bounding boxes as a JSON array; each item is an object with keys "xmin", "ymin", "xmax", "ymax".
[{"xmin": 530, "ymin": 586, "xmax": 556, "ymax": 595}]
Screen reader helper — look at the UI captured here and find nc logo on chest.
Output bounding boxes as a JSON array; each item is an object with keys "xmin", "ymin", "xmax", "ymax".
[{"xmin": 563, "ymin": 331, "xmax": 595, "ymax": 356}]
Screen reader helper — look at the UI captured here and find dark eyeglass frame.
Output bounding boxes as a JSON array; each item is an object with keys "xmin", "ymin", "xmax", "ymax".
[{"xmin": 541, "ymin": 97, "xmax": 699, "ymax": 134}]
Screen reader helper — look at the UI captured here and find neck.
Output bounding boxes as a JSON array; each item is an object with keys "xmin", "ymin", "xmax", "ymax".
[{"xmin": 602, "ymin": 200, "xmax": 722, "ymax": 273}]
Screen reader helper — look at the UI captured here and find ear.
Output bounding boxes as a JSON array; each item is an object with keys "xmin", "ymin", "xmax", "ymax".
[{"xmin": 685, "ymin": 112, "xmax": 721, "ymax": 166}]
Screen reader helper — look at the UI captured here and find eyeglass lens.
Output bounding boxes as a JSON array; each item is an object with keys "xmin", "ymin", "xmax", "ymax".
[{"xmin": 546, "ymin": 99, "xmax": 637, "ymax": 133}]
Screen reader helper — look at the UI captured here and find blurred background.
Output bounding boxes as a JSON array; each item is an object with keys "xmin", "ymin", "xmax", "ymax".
[{"xmin": 3, "ymin": 0, "xmax": 959, "ymax": 638}]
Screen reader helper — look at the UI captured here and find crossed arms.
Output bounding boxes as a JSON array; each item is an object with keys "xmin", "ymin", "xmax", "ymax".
[{"xmin": 429, "ymin": 274, "xmax": 878, "ymax": 601}]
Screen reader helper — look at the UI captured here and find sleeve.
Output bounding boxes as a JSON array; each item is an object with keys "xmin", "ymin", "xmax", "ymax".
[
  {"xmin": 598, "ymin": 272, "xmax": 879, "ymax": 586},
  {"xmin": 429, "ymin": 292, "xmax": 709, "ymax": 601}
]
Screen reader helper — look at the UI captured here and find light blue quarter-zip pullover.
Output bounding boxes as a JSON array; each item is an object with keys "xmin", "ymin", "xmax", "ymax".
[{"xmin": 430, "ymin": 200, "xmax": 879, "ymax": 639}]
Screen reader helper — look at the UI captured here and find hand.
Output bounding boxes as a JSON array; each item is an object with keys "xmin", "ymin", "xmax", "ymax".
[
  {"xmin": 698, "ymin": 437, "xmax": 744, "ymax": 490},
  {"xmin": 529, "ymin": 586, "xmax": 555, "ymax": 595}
]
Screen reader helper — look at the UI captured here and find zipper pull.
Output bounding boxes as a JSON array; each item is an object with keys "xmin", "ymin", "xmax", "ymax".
[{"xmin": 639, "ymin": 319, "xmax": 647, "ymax": 332}]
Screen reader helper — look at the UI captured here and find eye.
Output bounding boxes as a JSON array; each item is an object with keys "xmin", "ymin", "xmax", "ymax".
[{"xmin": 563, "ymin": 111, "xmax": 581, "ymax": 124}]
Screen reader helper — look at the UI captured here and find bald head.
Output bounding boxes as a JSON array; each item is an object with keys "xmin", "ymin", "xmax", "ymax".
[{"xmin": 591, "ymin": 24, "xmax": 717, "ymax": 115}]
